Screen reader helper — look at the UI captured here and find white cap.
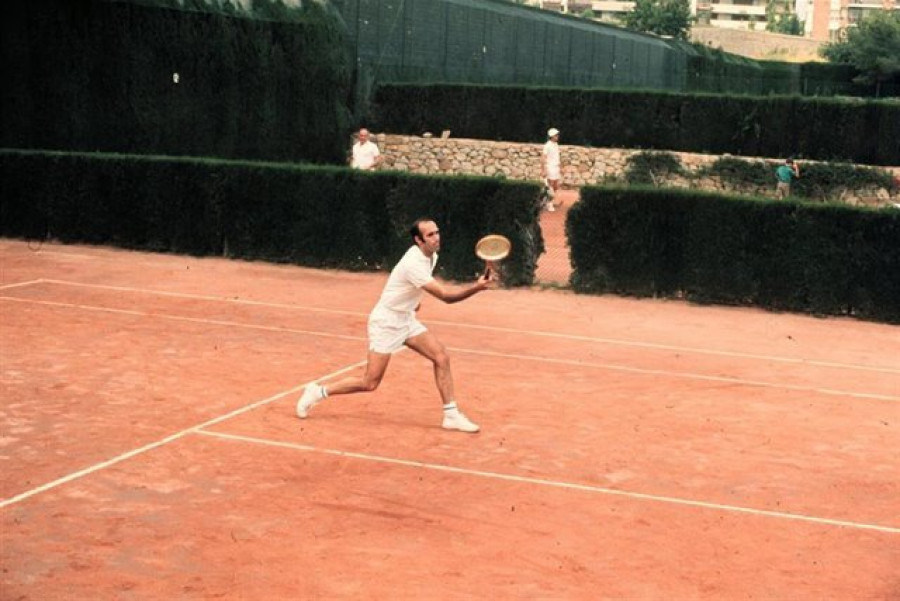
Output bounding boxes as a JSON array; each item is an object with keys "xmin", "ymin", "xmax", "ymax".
[{"xmin": 547, "ymin": 128, "xmax": 560, "ymax": 138}]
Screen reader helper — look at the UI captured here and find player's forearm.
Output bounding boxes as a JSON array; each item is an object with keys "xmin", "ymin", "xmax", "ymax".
[{"xmin": 444, "ymin": 282, "xmax": 486, "ymax": 304}]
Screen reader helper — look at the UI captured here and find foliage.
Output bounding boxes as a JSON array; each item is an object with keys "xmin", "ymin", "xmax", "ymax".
[
  {"xmin": 821, "ymin": 40, "xmax": 853, "ymax": 64},
  {"xmin": 570, "ymin": 186, "xmax": 900, "ymax": 323},
  {"xmin": 0, "ymin": 149, "xmax": 544, "ymax": 284},
  {"xmin": 108, "ymin": 0, "xmax": 326, "ymax": 23},
  {"xmin": 622, "ymin": 0, "xmax": 693, "ymax": 40},
  {"xmin": 371, "ymin": 84, "xmax": 900, "ymax": 165},
  {"xmin": 792, "ymin": 162, "xmax": 899, "ymax": 200},
  {"xmin": 624, "ymin": 151, "xmax": 685, "ymax": 185},
  {"xmin": 698, "ymin": 157, "xmax": 773, "ymax": 187},
  {"xmin": 766, "ymin": 0, "xmax": 803, "ymax": 36},
  {"xmin": 698, "ymin": 156, "xmax": 898, "ymax": 201},
  {"xmin": 821, "ymin": 10, "xmax": 900, "ymax": 89},
  {"xmin": 2, "ymin": 0, "xmax": 352, "ymax": 163}
]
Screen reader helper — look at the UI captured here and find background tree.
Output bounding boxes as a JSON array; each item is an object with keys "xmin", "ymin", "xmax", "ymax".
[
  {"xmin": 821, "ymin": 10, "xmax": 900, "ymax": 95},
  {"xmin": 766, "ymin": 0, "xmax": 803, "ymax": 35},
  {"xmin": 622, "ymin": 0, "xmax": 693, "ymax": 39}
]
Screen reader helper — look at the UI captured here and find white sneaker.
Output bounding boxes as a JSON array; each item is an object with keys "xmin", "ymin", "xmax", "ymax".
[
  {"xmin": 296, "ymin": 384, "xmax": 322, "ymax": 419},
  {"xmin": 442, "ymin": 411, "xmax": 480, "ymax": 433}
]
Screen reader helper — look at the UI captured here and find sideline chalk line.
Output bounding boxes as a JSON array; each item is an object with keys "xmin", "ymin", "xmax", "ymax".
[
  {"xmin": 444, "ymin": 345, "xmax": 900, "ymax": 402},
  {"xmin": 2, "ymin": 295, "xmax": 898, "ymax": 403},
  {"xmin": 0, "ymin": 279, "xmax": 44, "ymax": 291},
  {"xmin": 197, "ymin": 429, "xmax": 900, "ymax": 535},
  {"xmin": 0, "ymin": 361, "xmax": 366, "ymax": 509},
  {"xmin": 0, "ymin": 296, "xmax": 366, "ymax": 344},
  {"xmin": 32, "ymin": 278, "xmax": 900, "ymax": 375}
]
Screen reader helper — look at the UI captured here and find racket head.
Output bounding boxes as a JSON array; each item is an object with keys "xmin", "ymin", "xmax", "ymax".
[{"xmin": 475, "ymin": 234, "xmax": 512, "ymax": 262}]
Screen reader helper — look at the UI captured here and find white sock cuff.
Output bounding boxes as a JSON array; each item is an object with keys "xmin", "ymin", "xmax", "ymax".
[{"xmin": 443, "ymin": 402, "xmax": 458, "ymax": 412}]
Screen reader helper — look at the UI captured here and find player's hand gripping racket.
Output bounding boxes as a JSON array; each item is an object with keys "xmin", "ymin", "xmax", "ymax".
[{"xmin": 475, "ymin": 234, "xmax": 511, "ymax": 282}]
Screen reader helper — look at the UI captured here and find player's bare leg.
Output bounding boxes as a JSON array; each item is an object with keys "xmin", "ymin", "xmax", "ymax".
[
  {"xmin": 327, "ymin": 351, "xmax": 392, "ymax": 395},
  {"xmin": 296, "ymin": 350, "xmax": 391, "ymax": 418},
  {"xmin": 549, "ymin": 179, "xmax": 562, "ymax": 208},
  {"xmin": 405, "ymin": 331, "xmax": 479, "ymax": 433},
  {"xmin": 404, "ymin": 330, "xmax": 454, "ymax": 403}
]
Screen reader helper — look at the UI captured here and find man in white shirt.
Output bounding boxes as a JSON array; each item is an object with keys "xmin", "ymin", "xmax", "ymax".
[
  {"xmin": 349, "ymin": 128, "xmax": 382, "ymax": 170},
  {"xmin": 541, "ymin": 127, "xmax": 562, "ymax": 212},
  {"xmin": 296, "ymin": 218, "xmax": 495, "ymax": 432}
]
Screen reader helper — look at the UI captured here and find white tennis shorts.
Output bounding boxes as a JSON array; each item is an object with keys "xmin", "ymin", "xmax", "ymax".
[{"xmin": 368, "ymin": 305, "xmax": 427, "ymax": 354}]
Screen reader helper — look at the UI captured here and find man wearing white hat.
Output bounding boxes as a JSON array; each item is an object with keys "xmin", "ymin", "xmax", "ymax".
[{"xmin": 541, "ymin": 127, "xmax": 562, "ymax": 212}]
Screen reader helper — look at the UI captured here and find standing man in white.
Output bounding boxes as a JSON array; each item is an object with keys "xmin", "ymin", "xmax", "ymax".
[
  {"xmin": 297, "ymin": 218, "xmax": 496, "ymax": 433},
  {"xmin": 349, "ymin": 127, "xmax": 382, "ymax": 171},
  {"xmin": 541, "ymin": 127, "xmax": 562, "ymax": 211}
]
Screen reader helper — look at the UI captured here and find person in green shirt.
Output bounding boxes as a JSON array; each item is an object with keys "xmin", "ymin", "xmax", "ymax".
[{"xmin": 775, "ymin": 158, "xmax": 800, "ymax": 199}]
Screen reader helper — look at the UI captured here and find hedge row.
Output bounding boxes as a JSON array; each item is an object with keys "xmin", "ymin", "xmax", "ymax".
[
  {"xmin": 0, "ymin": 0, "xmax": 351, "ymax": 164},
  {"xmin": 369, "ymin": 84, "xmax": 900, "ymax": 166},
  {"xmin": 671, "ymin": 41, "xmax": 894, "ymax": 97},
  {"xmin": 622, "ymin": 151, "xmax": 899, "ymax": 201},
  {"xmin": 567, "ymin": 187, "xmax": 900, "ymax": 323},
  {"xmin": 0, "ymin": 150, "xmax": 543, "ymax": 286}
]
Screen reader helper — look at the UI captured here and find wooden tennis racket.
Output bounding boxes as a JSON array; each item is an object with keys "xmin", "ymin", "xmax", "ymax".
[{"xmin": 475, "ymin": 234, "xmax": 511, "ymax": 281}]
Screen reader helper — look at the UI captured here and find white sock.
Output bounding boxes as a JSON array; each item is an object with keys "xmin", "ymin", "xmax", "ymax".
[
  {"xmin": 319, "ymin": 386, "xmax": 328, "ymax": 399},
  {"xmin": 443, "ymin": 402, "xmax": 458, "ymax": 415}
]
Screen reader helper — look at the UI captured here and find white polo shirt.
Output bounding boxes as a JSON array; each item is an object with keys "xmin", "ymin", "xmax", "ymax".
[
  {"xmin": 543, "ymin": 139, "xmax": 560, "ymax": 180},
  {"xmin": 351, "ymin": 140, "xmax": 381, "ymax": 170},
  {"xmin": 375, "ymin": 245, "xmax": 437, "ymax": 313}
]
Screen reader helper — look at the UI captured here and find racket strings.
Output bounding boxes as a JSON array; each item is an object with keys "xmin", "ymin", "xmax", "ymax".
[{"xmin": 476, "ymin": 235, "xmax": 511, "ymax": 261}]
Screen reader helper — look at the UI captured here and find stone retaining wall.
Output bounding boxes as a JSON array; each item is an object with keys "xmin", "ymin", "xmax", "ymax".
[
  {"xmin": 374, "ymin": 133, "xmax": 900, "ymax": 208},
  {"xmin": 691, "ymin": 26, "xmax": 825, "ymax": 61}
]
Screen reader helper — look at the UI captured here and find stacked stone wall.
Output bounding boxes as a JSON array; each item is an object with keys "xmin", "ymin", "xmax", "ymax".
[{"xmin": 375, "ymin": 134, "xmax": 900, "ymax": 208}]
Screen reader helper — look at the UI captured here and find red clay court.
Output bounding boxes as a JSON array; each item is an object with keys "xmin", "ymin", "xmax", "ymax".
[{"xmin": 1, "ymin": 238, "xmax": 898, "ymax": 599}]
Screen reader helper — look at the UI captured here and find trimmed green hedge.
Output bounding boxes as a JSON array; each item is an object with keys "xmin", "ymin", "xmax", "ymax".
[
  {"xmin": 369, "ymin": 84, "xmax": 900, "ymax": 166},
  {"xmin": 0, "ymin": 150, "xmax": 543, "ymax": 285},
  {"xmin": 0, "ymin": 0, "xmax": 351, "ymax": 164},
  {"xmin": 568, "ymin": 186, "xmax": 900, "ymax": 323}
]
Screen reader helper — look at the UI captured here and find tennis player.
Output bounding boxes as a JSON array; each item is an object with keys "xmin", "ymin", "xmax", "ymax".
[
  {"xmin": 296, "ymin": 218, "xmax": 495, "ymax": 433},
  {"xmin": 541, "ymin": 127, "xmax": 562, "ymax": 211}
]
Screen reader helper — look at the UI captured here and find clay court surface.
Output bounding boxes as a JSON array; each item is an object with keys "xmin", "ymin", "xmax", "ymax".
[{"xmin": 1, "ymin": 238, "xmax": 898, "ymax": 599}]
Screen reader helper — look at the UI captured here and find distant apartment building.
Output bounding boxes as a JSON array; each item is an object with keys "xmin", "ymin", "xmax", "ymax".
[
  {"xmin": 530, "ymin": 0, "xmax": 768, "ymax": 30},
  {"xmin": 530, "ymin": 0, "xmax": 897, "ymax": 39},
  {"xmin": 804, "ymin": 0, "xmax": 896, "ymax": 40},
  {"xmin": 698, "ymin": 0, "xmax": 769, "ymax": 29}
]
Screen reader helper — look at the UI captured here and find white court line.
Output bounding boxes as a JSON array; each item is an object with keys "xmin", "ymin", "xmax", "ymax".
[
  {"xmin": 445, "ymin": 345, "xmax": 900, "ymax": 402},
  {"xmin": 2, "ymin": 295, "xmax": 897, "ymax": 403},
  {"xmin": 0, "ymin": 279, "xmax": 44, "ymax": 291},
  {"xmin": 35, "ymin": 278, "xmax": 900, "ymax": 375},
  {"xmin": 0, "ymin": 296, "xmax": 366, "ymax": 344},
  {"xmin": 27, "ymin": 250, "xmax": 98, "ymax": 259},
  {"xmin": 197, "ymin": 429, "xmax": 900, "ymax": 535},
  {"xmin": 0, "ymin": 361, "xmax": 366, "ymax": 509}
]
